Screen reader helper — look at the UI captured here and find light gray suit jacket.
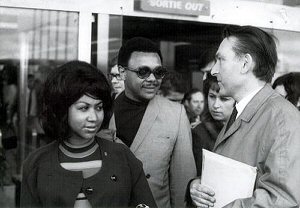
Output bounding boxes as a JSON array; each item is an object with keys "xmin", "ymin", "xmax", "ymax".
[
  {"xmin": 108, "ymin": 95, "xmax": 197, "ymax": 208},
  {"xmin": 214, "ymin": 84, "xmax": 300, "ymax": 207}
]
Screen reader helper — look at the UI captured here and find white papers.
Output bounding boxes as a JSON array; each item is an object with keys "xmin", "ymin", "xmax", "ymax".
[{"xmin": 201, "ymin": 149, "xmax": 257, "ymax": 208}]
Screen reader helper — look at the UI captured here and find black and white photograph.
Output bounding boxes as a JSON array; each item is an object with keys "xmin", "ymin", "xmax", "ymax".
[{"xmin": 0, "ymin": 0, "xmax": 300, "ymax": 207}]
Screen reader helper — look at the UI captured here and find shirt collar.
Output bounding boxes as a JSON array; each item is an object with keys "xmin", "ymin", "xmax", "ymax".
[{"xmin": 235, "ymin": 86, "xmax": 264, "ymax": 118}]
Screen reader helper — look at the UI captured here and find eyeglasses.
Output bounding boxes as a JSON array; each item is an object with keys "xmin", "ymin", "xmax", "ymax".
[
  {"xmin": 107, "ymin": 73, "xmax": 123, "ymax": 81},
  {"xmin": 122, "ymin": 66, "xmax": 167, "ymax": 79}
]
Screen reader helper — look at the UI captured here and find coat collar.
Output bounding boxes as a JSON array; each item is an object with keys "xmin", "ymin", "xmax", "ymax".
[
  {"xmin": 108, "ymin": 95, "xmax": 160, "ymax": 152},
  {"xmin": 130, "ymin": 95, "xmax": 160, "ymax": 153},
  {"xmin": 214, "ymin": 84, "xmax": 274, "ymax": 149}
]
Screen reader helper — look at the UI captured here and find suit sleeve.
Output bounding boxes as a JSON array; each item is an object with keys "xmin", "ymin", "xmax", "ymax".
[
  {"xmin": 170, "ymin": 106, "xmax": 197, "ymax": 207},
  {"xmin": 224, "ymin": 110, "xmax": 300, "ymax": 208},
  {"xmin": 124, "ymin": 147, "xmax": 157, "ymax": 208}
]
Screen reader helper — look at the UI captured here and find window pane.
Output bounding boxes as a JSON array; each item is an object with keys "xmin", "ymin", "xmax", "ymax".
[{"xmin": 0, "ymin": 8, "xmax": 79, "ymax": 205}]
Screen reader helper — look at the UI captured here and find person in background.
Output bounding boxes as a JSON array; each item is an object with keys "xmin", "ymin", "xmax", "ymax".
[
  {"xmin": 0, "ymin": 70, "xmax": 5, "ymax": 126},
  {"xmin": 26, "ymin": 74, "xmax": 38, "ymax": 131},
  {"xmin": 1, "ymin": 64, "xmax": 18, "ymax": 126},
  {"xmin": 189, "ymin": 25, "xmax": 300, "ymax": 207},
  {"xmin": 199, "ymin": 46, "xmax": 218, "ymax": 80},
  {"xmin": 182, "ymin": 89, "xmax": 205, "ymax": 128},
  {"xmin": 0, "ymin": 64, "xmax": 18, "ymax": 189},
  {"xmin": 157, "ymin": 71, "xmax": 189, "ymax": 103},
  {"xmin": 272, "ymin": 72, "xmax": 300, "ymax": 110},
  {"xmin": 107, "ymin": 56, "xmax": 125, "ymax": 98},
  {"xmin": 108, "ymin": 37, "xmax": 196, "ymax": 208},
  {"xmin": 21, "ymin": 61, "xmax": 157, "ymax": 208},
  {"xmin": 192, "ymin": 73, "xmax": 235, "ymax": 175}
]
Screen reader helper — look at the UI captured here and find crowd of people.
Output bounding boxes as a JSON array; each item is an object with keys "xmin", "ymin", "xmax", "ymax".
[{"xmin": 1, "ymin": 24, "xmax": 299, "ymax": 208}]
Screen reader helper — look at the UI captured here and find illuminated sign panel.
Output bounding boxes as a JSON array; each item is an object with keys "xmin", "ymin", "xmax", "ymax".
[{"xmin": 135, "ymin": 0, "xmax": 210, "ymax": 16}]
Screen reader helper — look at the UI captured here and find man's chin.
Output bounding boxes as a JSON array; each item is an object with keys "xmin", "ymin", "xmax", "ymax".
[
  {"xmin": 140, "ymin": 92, "xmax": 156, "ymax": 101},
  {"xmin": 212, "ymin": 115, "xmax": 224, "ymax": 121},
  {"xmin": 115, "ymin": 89, "xmax": 123, "ymax": 94}
]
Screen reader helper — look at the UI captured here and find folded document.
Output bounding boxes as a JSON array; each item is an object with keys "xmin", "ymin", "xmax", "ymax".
[{"xmin": 201, "ymin": 149, "xmax": 257, "ymax": 208}]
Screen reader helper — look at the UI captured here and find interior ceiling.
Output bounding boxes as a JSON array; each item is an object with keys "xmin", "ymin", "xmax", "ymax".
[
  {"xmin": 123, "ymin": 16, "xmax": 224, "ymax": 45},
  {"xmin": 122, "ymin": 16, "xmax": 226, "ymax": 70}
]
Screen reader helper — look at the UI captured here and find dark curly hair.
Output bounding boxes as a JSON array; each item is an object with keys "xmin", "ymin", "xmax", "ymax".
[
  {"xmin": 118, "ymin": 37, "xmax": 163, "ymax": 67},
  {"xmin": 40, "ymin": 60, "xmax": 113, "ymax": 141}
]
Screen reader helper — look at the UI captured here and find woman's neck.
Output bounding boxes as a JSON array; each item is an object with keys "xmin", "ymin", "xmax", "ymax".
[{"xmin": 65, "ymin": 136, "xmax": 95, "ymax": 148}]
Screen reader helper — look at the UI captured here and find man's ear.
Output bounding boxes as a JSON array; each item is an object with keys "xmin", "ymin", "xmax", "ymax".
[
  {"xmin": 118, "ymin": 66, "xmax": 127, "ymax": 80},
  {"xmin": 241, "ymin": 53, "xmax": 254, "ymax": 74},
  {"xmin": 184, "ymin": 100, "xmax": 189, "ymax": 107}
]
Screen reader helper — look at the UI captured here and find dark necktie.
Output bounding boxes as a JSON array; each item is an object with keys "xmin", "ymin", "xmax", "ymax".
[{"xmin": 225, "ymin": 106, "xmax": 238, "ymax": 133}]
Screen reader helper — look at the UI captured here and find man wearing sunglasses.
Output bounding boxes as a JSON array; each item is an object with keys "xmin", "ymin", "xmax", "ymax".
[{"xmin": 107, "ymin": 37, "xmax": 196, "ymax": 208}]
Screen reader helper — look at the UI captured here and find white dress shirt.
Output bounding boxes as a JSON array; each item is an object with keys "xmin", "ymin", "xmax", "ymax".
[{"xmin": 235, "ymin": 86, "xmax": 264, "ymax": 119}]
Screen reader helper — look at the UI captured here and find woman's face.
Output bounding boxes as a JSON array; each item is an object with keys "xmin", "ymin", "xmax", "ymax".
[
  {"xmin": 68, "ymin": 94, "xmax": 104, "ymax": 145},
  {"xmin": 208, "ymin": 88, "xmax": 235, "ymax": 123}
]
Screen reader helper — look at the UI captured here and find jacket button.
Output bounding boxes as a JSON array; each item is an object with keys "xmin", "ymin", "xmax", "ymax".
[
  {"xmin": 110, "ymin": 175, "xmax": 117, "ymax": 181},
  {"xmin": 85, "ymin": 187, "xmax": 93, "ymax": 194},
  {"xmin": 146, "ymin": 174, "xmax": 151, "ymax": 179}
]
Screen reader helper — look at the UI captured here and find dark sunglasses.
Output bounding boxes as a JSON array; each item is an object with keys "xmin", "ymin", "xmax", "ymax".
[
  {"xmin": 107, "ymin": 73, "xmax": 123, "ymax": 81},
  {"xmin": 122, "ymin": 66, "xmax": 167, "ymax": 79}
]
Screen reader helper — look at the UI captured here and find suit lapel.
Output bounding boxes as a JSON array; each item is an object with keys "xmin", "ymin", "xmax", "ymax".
[
  {"xmin": 214, "ymin": 118, "xmax": 242, "ymax": 149},
  {"xmin": 130, "ymin": 96, "xmax": 159, "ymax": 153},
  {"xmin": 214, "ymin": 84, "xmax": 274, "ymax": 150},
  {"xmin": 108, "ymin": 114, "xmax": 116, "ymax": 130}
]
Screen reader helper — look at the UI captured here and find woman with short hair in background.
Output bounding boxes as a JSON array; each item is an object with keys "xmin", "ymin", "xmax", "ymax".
[
  {"xmin": 192, "ymin": 73, "xmax": 235, "ymax": 175},
  {"xmin": 272, "ymin": 72, "xmax": 300, "ymax": 110}
]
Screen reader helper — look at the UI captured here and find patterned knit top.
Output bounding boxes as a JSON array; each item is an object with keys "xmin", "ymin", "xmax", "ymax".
[{"xmin": 59, "ymin": 138, "xmax": 102, "ymax": 208}]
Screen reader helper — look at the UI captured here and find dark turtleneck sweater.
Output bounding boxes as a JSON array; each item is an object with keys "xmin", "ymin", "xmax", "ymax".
[{"xmin": 114, "ymin": 92, "xmax": 149, "ymax": 147}]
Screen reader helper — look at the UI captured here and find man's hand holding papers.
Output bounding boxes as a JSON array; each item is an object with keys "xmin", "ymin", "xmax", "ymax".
[
  {"xmin": 190, "ymin": 178, "xmax": 216, "ymax": 207},
  {"xmin": 189, "ymin": 150, "xmax": 257, "ymax": 208}
]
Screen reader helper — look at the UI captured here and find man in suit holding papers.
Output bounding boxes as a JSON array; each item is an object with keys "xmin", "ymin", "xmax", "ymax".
[{"xmin": 189, "ymin": 25, "xmax": 300, "ymax": 207}]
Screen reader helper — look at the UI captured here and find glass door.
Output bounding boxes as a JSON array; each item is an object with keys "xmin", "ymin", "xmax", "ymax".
[{"xmin": 0, "ymin": 7, "xmax": 79, "ymax": 191}]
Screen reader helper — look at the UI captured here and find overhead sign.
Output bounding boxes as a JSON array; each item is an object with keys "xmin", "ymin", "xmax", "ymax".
[{"xmin": 135, "ymin": 0, "xmax": 210, "ymax": 16}]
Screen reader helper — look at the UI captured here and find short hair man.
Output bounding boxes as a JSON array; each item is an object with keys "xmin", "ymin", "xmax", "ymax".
[
  {"xmin": 199, "ymin": 46, "xmax": 218, "ymax": 80},
  {"xmin": 158, "ymin": 71, "xmax": 189, "ymax": 103},
  {"xmin": 107, "ymin": 56, "xmax": 125, "ymax": 98},
  {"xmin": 189, "ymin": 25, "xmax": 300, "ymax": 207},
  {"xmin": 110, "ymin": 37, "xmax": 196, "ymax": 208},
  {"xmin": 182, "ymin": 89, "xmax": 205, "ymax": 128}
]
